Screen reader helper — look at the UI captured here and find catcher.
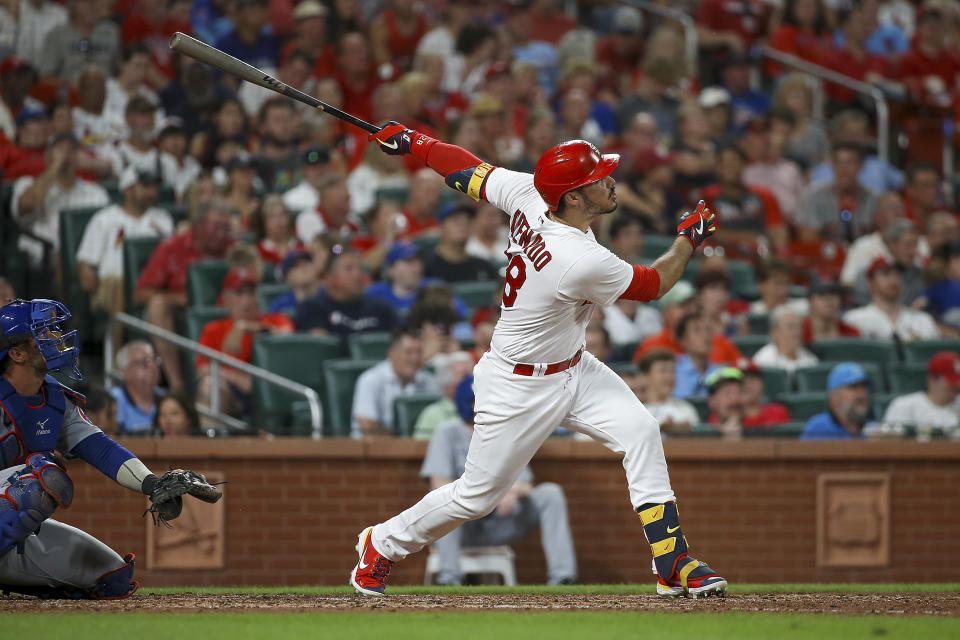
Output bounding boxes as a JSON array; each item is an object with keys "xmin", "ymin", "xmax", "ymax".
[{"xmin": 0, "ymin": 298, "xmax": 221, "ymax": 599}]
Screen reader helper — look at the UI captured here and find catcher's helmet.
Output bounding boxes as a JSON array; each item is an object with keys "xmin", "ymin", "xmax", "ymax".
[
  {"xmin": 0, "ymin": 298, "xmax": 82, "ymax": 380},
  {"xmin": 533, "ymin": 140, "xmax": 620, "ymax": 211}
]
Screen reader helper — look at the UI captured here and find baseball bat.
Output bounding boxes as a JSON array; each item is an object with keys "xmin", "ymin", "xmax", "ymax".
[{"xmin": 168, "ymin": 32, "xmax": 381, "ymax": 134}]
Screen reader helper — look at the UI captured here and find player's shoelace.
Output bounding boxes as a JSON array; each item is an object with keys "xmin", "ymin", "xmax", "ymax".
[{"xmin": 370, "ymin": 558, "xmax": 392, "ymax": 582}]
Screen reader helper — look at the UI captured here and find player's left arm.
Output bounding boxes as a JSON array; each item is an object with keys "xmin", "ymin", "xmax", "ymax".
[{"xmin": 60, "ymin": 401, "xmax": 162, "ymax": 496}]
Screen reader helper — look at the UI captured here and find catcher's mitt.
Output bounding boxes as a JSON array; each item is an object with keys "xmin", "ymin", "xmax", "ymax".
[{"xmin": 145, "ymin": 469, "xmax": 223, "ymax": 527}]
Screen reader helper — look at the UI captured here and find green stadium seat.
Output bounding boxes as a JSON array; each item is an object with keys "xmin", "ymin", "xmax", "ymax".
[
  {"xmin": 157, "ymin": 184, "xmax": 176, "ymax": 204},
  {"xmin": 609, "ymin": 361, "xmax": 639, "ymax": 376},
  {"xmin": 795, "ymin": 362, "xmax": 885, "ymax": 393},
  {"xmin": 323, "ymin": 359, "xmax": 379, "ymax": 437},
  {"xmin": 161, "ymin": 203, "xmax": 190, "ymax": 226},
  {"xmin": 375, "ymin": 186, "xmax": 409, "ymax": 205},
  {"xmin": 258, "ymin": 282, "xmax": 292, "ymax": 313},
  {"xmin": 412, "ymin": 234, "xmax": 440, "ymax": 255},
  {"xmin": 348, "ymin": 332, "xmax": 393, "ymax": 360},
  {"xmin": 59, "ymin": 207, "xmax": 101, "ymax": 339},
  {"xmin": 187, "ymin": 260, "xmax": 229, "ymax": 307},
  {"xmin": 885, "ymin": 362, "xmax": 927, "ymax": 395},
  {"xmin": 746, "ymin": 314, "xmax": 769, "ymax": 335},
  {"xmin": 123, "ymin": 236, "xmax": 161, "ymax": 314},
  {"xmin": 641, "ymin": 235, "xmax": 675, "ymax": 261},
  {"xmin": 732, "ymin": 335, "xmax": 768, "ymax": 358},
  {"xmin": 251, "ymin": 334, "xmax": 345, "ymax": 435},
  {"xmin": 181, "ymin": 305, "xmax": 229, "ymax": 394},
  {"xmin": 758, "ymin": 367, "xmax": 792, "ymax": 398},
  {"xmin": 452, "ymin": 280, "xmax": 499, "ymax": 311},
  {"xmin": 872, "ymin": 392, "xmax": 898, "ymax": 422},
  {"xmin": 742, "ymin": 422, "xmax": 806, "ymax": 438},
  {"xmin": 809, "ymin": 338, "xmax": 898, "ymax": 365},
  {"xmin": 103, "ymin": 180, "xmax": 121, "ymax": 202},
  {"xmin": 903, "ymin": 339, "xmax": 960, "ymax": 363},
  {"xmin": 689, "ymin": 423, "xmax": 721, "ymax": 438},
  {"xmin": 393, "ymin": 394, "xmax": 443, "ymax": 437},
  {"xmin": 687, "ymin": 395, "xmax": 710, "ymax": 422},
  {"xmin": 778, "ymin": 392, "xmax": 829, "ymax": 421}
]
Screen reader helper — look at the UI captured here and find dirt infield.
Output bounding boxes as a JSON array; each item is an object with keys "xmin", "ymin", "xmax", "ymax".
[{"xmin": 2, "ymin": 592, "xmax": 958, "ymax": 616}]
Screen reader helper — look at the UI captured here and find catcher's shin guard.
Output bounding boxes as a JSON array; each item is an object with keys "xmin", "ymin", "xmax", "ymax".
[
  {"xmin": 638, "ymin": 502, "xmax": 727, "ymax": 598},
  {"xmin": 0, "ymin": 553, "xmax": 139, "ymax": 600},
  {"xmin": 0, "ymin": 453, "xmax": 73, "ymax": 558}
]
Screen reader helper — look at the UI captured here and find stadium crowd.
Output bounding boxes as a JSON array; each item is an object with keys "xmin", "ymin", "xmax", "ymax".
[{"xmin": 1, "ymin": 0, "xmax": 959, "ymax": 442}]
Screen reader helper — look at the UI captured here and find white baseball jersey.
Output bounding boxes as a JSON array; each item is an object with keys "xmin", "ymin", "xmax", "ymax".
[
  {"xmin": 482, "ymin": 168, "xmax": 636, "ymax": 364},
  {"xmin": 76, "ymin": 204, "xmax": 174, "ymax": 278}
]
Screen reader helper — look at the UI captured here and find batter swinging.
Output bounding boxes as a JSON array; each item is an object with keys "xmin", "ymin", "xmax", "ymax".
[{"xmin": 350, "ymin": 124, "xmax": 725, "ymax": 598}]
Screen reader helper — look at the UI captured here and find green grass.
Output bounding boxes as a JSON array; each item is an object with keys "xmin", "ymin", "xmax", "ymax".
[
  {"xmin": 141, "ymin": 582, "xmax": 960, "ymax": 595},
  {"xmin": 4, "ymin": 612, "xmax": 958, "ymax": 640}
]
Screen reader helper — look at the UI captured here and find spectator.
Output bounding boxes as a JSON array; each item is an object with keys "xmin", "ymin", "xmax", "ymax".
[
  {"xmin": 594, "ymin": 6, "xmax": 644, "ymax": 97},
  {"xmin": 799, "ymin": 142, "xmax": 879, "ymax": 244},
  {"xmin": 77, "ymin": 167, "xmax": 173, "ymax": 318},
  {"xmin": 752, "ymin": 307, "xmax": 819, "ymax": 373},
  {"xmin": 803, "ymin": 280, "xmax": 859, "ymax": 343},
  {"xmin": 699, "ymin": 87, "xmax": 734, "ymax": 144},
  {"xmin": 842, "ymin": 257, "xmax": 939, "ymax": 341},
  {"xmin": 585, "ymin": 325, "xmax": 613, "ymax": 363},
  {"xmin": 469, "ymin": 93, "xmax": 524, "ymax": 168},
  {"xmin": 293, "ymin": 246, "xmax": 397, "ymax": 339},
  {"xmin": 742, "ymin": 110, "xmax": 806, "ymax": 223},
  {"xmin": 221, "ymin": 153, "xmax": 260, "ymax": 232},
  {"xmin": 2, "ymin": 104, "xmax": 51, "ymax": 183},
  {"xmin": 399, "ymin": 168, "xmax": 444, "ymax": 238},
  {"xmin": 466, "ymin": 201, "xmax": 509, "ymax": 268},
  {"xmin": 82, "ymin": 384, "xmax": 118, "ymax": 437},
  {"xmin": 282, "ymin": 146, "xmax": 333, "ymax": 214},
  {"xmin": 134, "ymin": 200, "xmax": 235, "ymax": 389},
  {"xmin": 502, "ymin": 1, "xmax": 559, "ymax": 96},
  {"xmin": 253, "ymin": 195, "xmax": 303, "ymax": 280},
  {"xmin": 741, "ymin": 365, "xmax": 792, "ymax": 427},
  {"xmin": 334, "ymin": 31, "xmax": 381, "ymax": 125},
  {"xmin": 110, "ymin": 340, "xmax": 163, "ymax": 436},
  {"xmin": 423, "ymin": 375, "xmax": 577, "ymax": 586},
  {"xmin": 694, "ymin": 268, "xmax": 738, "ymax": 339},
  {"xmin": 152, "ymin": 391, "xmax": 203, "ymax": 438},
  {"xmin": 528, "ymin": 0, "xmax": 577, "ymax": 45},
  {"xmin": 705, "ymin": 367, "xmax": 745, "ymax": 440},
  {"xmin": 902, "ymin": 162, "xmax": 949, "ymax": 231},
  {"xmin": 346, "ymin": 140, "xmax": 410, "ymax": 218},
  {"xmin": 158, "ymin": 53, "xmax": 231, "ymax": 137},
  {"xmin": 839, "ymin": 192, "xmax": 905, "ymax": 291},
  {"xmin": 366, "ymin": 242, "xmax": 430, "ymax": 317},
  {"xmin": 0, "ymin": 277, "xmax": 16, "ymax": 304},
  {"xmin": 369, "ymin": 0, "xmax": 429, "ymax": 75},
  {"xmin": 215, "ymin": 0, "xmax": 278, "ymax": 71},
  {"xmin": 749, "ymin": 258, "xmax": 809, "ymax": 316},
  {"xmin": 120, "ymin": 0, "xmax": 191, "ymax": 78},
  {"xmin": 424, "ymin": 203, "xmax": 499, "ymax": 283},
  {"xmin": 851, "ymin": 218, "xmax": 924, "ymax": 306},
  {"xmin": 240, "ymin": 49, "xmax": 316, "ymax": 117},
  {"xmin": 672, "ymin": 314, "xmax": 722, "ymax": 399},
  {"xmin": 701, "ymin": 144, "xmax": 788, "ymax": 252},
  {"xmin": 809, "ymin": 109, "xmax": 904, "ymax": 194},
  {"xmin": 670, "ymin": 101, "xmax": 717, "ymax": 199},
  {"xmin": 406, "ymin": 284, "xmax": 463, "ymax": 363},
  {"xmin": 556, "ymin": 88, "xmax": 606, "ymax": 150},
  {"xmin": 921, "ymin": 242, "xmax": 960, "ymax": 335},
  {"xmin": 101, "ymin": 96, "xmax": 163, "ymax": 180},
  {"xmin": 719, "ymin": 54, "xmax": 771, "ymax": 129},
  {"xmin": 0, "ymin": 57, "xmax": 41, "ymax": 142},
  {"xmin": 295, "ymin": 172, "xmax": 358, "ymax": 244},
  {"xmin": 897, "ymin": 6, "xmax": 960, "ymax": 106},
  {"xmin": 281, "ymin": 1, "xmax": 335, "ymax": 76},
  {"xmin": 925, "ymin": 211, "xmax": 960, "ymax": 256},
  {"xmin": 696, "ymin": 0, "xmax": 769, "ymax": 57},
  {"xmin": 12, "ymin": 132, "xmax": 110, "ymax": 265},
  {"xmin": 822, "ymin": 7, "xmax": 891, "ymax": 104},
  {"xmin": 801, "ymin": 362, "xmax": 873, "ymax": 440},
  {"xmin": 0, "ymin": 0, "xmax": 68, "ymax": 65},
  {"xmin": 412, "ymin": 351, "xmax": 475, "ymax": 441},
  {"xmin": 618, "ymin": 146, "xmax": 684, "ymax": 234},
  {"xmin": 772, "ymin": 73, "xmax": 828, "ymax": 169},
  {"xmin": 253, "ymin": 97, "xmax": 301, "ymax": 191},
  {"xmin": 268, "ymin": 249, "xmax": 321, "ymax": 315},
  {"xmin": 196, "ymin": 268, "xmax": 294, "ymax": 418},
  {"xmin": 883, "ymin": 351, "xmax": 960, "ymax": 435},
  {"xmin": 638, "ymin": 349, "xmax": 700, "ymax": 436},
  {"xmin": 351, "ymin": 327, "xmax": 439, "ymax": 438},
  {"xmin": 102, "ymin": 45, "xmax": 163, "ymax": 136},
  {"xmin": 767, "ymin": 0, "xmax": 830, "ymax": 72},
  {"xmin": 158, "ymin": 123, "xmax": 202, "ymax": 201},
  {"xmin": 350, "ymin": 199, "xmax": 406, "ymax": 272},
  {"xmin": 38, "ymin": 0, "xmax": 120, "ymax": 81},
  {"xmin": 616, "ymin": 56, "xmax": 683, "ymax": 135}
]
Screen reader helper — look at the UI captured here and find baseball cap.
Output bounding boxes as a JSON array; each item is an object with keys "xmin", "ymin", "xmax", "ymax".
[
  {"xmin": 15, "ymin": 105, "xmax": 47, "ymax": 127},
  {"xmin": 384, "ymin": 242, "xmax": 420, "ymax": 266},
  {"xmin": 294, "ymin": 0, "xmax": 327, "ymax": 20},
  {"xmin": 656, "ymin": 280, "xmax": 695, "ymax": 308},
  {"xmin": 928, "ymin": 351, "xmax": 960, "ymax": 386},
  {"xmin": 706, "ymin": 367, "xmax": 744, "ymax": 394},
  {"xmin": 281, "ymin": 249, "xmax": 312, "ymax": 276},
  {"xmin": 118, "ymin": 166, "xmax": 160, "ymax": 191},
  {"xmin": 827, "ymin": 362, "xmax": 869, "ymax": 391},
  {"xmin": 303, "ymin": 145, "xmax": 331, "ymax": 166},
  {"xmin": 698, "ymin": 87, "xmax": 731, "ymax": 110},
  {"xmin": 222, "ymin": 268, "xmax": 259, "ymax": 292},
  {"xmin": 866, "ymin": 256, "xmax": 895, "ymax": 279},
  {"xmin": 0, "ymin": 56, "xmax": 33, "ymax": 75},
  {"xmin": 437, "ymin": 202, "xmax": 475, "ymax": 222}
]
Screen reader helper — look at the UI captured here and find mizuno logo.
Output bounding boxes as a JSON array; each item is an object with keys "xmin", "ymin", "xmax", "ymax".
[
  {"xmin": 667, "ymin": 525, "xmax": 680, "ymax": 533},
  {"xmin": 37, "ymin": 418, "xmax": 49, "ymax": 429},
  {"xmin": 378, "ymin": 139, "xmax": 398, "ymax": 150}
]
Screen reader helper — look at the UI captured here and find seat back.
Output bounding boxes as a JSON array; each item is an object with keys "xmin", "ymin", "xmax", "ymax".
[
  {"xmin": 322, "ymin": 359, "xmax": 379, "ymax": 436},
  {"xmin": 258, "ymin": 282, "xmax": 292, "ymax": 313},
  {"xmin": 742, "ymin": 422, "xmax": 806, "ymax": 438},
  {"xmin": 451, "ymin": 280, "xmax": 500, "ymax": 312},
  {"xmin": 123, "ymin": 235, "xmax": 162, "ymax": 314},
  {"xmin": 903, "ymin": 339, "xmax": 960, "ymax": 363},
  {"xmin": 885, "ymin": 362, "xmax": 927, "ymax": 395},
  {"xmin": 745, "ymin": 313, "xmax": 770, "ymax": 335},
  {"xmin": 778, "ymin": 392, "xmax": 829, "ymax": 422},
  {"xmin": 758, "ymin": 367, "xmax": 792, "ymax": 398},
  {"xmin": 687, "ymin": 395, "xmax": 710, "ymax": 423},
  {"xmin": 795, "ymin": 362, "xmax": 885, "ymax": 393},
  {"xmin": 641, "ymin": 235, "xmax": 675, "ymax": 261},
  {"xmin": 393, "ymin": 394, "xmax": 443, "ymax": 437},
  {"xmin": 809, "ymin": 338, "xmax": 898, "ymax": 365},
  {"xmin": 182, "ymin": 305, "xmax": 230, "ymax": 393},
  {"xmin": 59, "ymin": 207, "xmax": 101, "ymax": 339},
  {"xmin": 732, "ymin": 335, "xmax": 768, "ymax": 358},
  {"xmin": 187, "ymin": 260, "xmax": 229, "ymax": 307},
  {"xmin": 348, "ymin": 332, "xmax": 393, "ymax": 360}
]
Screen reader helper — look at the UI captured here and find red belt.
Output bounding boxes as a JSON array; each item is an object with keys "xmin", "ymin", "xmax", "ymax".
[{"xmin": 512, "ymin": 348, "xmax": 583, "ymax": 376}]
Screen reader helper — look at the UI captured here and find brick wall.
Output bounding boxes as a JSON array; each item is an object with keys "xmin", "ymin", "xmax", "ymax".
[{"xmin": 54, "ymin": 439, "xmax": 960, "ymax": 586}]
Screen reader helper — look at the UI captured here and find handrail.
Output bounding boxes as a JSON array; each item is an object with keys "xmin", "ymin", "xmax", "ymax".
[
  {"xmin": 756, "ymin": 46, "xmax": 890, "ymax": 167},
  {"xmin": 105, "ymin": 312, "xmax": 323, "ymax": 438},
  {"xmin": 626, "ymin": 1, "xmax": 698, "ymax": 79}
]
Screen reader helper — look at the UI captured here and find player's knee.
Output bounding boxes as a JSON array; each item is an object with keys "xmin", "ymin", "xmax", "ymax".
[
  {"xmin": 0, "ymin": 454, "xmax": 73, "ymax": 557},
  {"xmin": 450, "ymin": 482, "xmax": 501, "ymax": 520}
]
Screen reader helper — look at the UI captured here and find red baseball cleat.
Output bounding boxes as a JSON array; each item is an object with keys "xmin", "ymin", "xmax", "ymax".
[
  {"xmin": 653, "ymin": 554, "xmax": 728, "ymax": 598},
  {"xmin": 349, "ymin": 526, "xmax": 393, "ymax": 596}
]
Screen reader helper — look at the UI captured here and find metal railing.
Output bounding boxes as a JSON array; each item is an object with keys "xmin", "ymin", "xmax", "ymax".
[
  {"xmin": 756, "ymin": 46, "xmax": 891, "ymax": 168},
  {"xmin": 627, "ymin": 1, "xmax": 698, "ymax": 79},
  {"xmin": 104, "ymin": 312, "xmax": 323, "ymax": 438}
]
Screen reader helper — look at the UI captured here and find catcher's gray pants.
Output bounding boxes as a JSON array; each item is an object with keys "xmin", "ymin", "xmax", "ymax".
[
  {"xmin": 431, "ymin": 482, "xmax": 577, "ymax": 585},
  {"xmin": 0, "ymin": 464, "xmax": 125, "ymax": 591}
]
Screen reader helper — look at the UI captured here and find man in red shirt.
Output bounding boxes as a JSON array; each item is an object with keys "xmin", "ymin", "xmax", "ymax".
[
  {"xmin": 196, "ymin": 268, "xmax": 294, "ymax": 418},
  {"xmin": 134, "ymin": 200, "xmax": 235, "ymax": 390},
  {"xmin": 822, "ymin": 7, "xmax": 889, "ymax": 104},
  {"xmin": 121, "ymin": 0, "xmax": 192, "ymax": 79},
  {"xmin": 897, "ymin": 6, "xmax": 960, "ymax": 106},
  {"xmin": 903, "ymin": 162, "xmax": 952, "ymax": 231},
  {"xmin": 335, "ymin": 32, "xmax": 383, "ymax": 125},
  {"xmin": 696, "ymin": 0, "xmax": 769, "ymax": 55},
  {"xmin": 740, "ymin": 365, "xmax": 792, "ymax": 427},
  {"xmin": 804, "ymin": 280, "xmax": 860, "ymax": 343},
  {"xmin": 400, "ymin": 168, "xmax": 444, "ymax": 238}
]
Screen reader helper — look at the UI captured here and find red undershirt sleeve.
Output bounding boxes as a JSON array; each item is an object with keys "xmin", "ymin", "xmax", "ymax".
[
  {"xmin": 619, "ymin": 264, "xmax": 661, "ymax": 302},
  {"xmin": 414, "ymin": 140, "xmax": 483, "ymax": 175}
]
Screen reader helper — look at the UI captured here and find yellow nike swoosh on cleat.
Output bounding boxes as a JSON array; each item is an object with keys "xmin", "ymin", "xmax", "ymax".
[{"xmin": 667, "ymin": 525, "xmax": 680, "ymax": 533}]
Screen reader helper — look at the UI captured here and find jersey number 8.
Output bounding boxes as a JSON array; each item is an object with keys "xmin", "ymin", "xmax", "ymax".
[{"xmin": 502, "ymin": 255, "xmax": 526, "ymax": 308}]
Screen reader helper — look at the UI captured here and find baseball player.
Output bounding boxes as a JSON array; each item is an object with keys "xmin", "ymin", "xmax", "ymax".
[
  {"xmin": 349, "ymin": 124, "xmax": 726, "ymax": 598},
  {"xmin": 0, "ymin": 298, "xmax": 217, "ymax": 599}
]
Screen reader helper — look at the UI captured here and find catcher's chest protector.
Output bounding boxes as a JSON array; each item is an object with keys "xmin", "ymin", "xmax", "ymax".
[{"xmin": 0, "ymin": 376, "xmax": 82, "ymax": 467}]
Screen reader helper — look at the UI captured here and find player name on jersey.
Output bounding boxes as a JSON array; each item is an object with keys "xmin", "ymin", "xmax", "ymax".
[{"xmin": 509, "ymin": 211, "xmax": 553, "ymax": 271}]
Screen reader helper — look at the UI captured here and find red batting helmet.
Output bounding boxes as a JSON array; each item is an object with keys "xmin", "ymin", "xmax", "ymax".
[{"xmin": 533, "ymin": 140, "xmax": 620, "ymax": 211}]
